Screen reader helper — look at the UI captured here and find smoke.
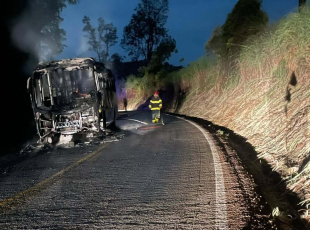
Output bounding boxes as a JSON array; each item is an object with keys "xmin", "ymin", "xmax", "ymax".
[
  {"xmin": 10, "ymin": 1, "xmax": 65, "ymax": 66},
  {"xmin": 11, "ymin": 5, "xmax": 41, "ymax": 63},
  {"xmin": 77, "ymin": 36, "xmax": 89, "ymax": 56},
  {"xmin": 11, "ymin": 19, "xmax": 38, "ymax": 59},
  {"xmin": 11, "ymin": 19, "xmax": 45, "ymax": 74}
]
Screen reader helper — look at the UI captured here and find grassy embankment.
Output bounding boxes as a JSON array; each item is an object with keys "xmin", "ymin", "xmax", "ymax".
[{"xmin": 123, "ymin": 8, "xmax": 310, "ymax": 217}]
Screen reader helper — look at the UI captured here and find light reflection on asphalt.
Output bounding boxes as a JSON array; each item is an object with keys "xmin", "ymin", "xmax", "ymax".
[{"xmin": 117, "ymin": 111, "xmax": 164, "ymax": 135}]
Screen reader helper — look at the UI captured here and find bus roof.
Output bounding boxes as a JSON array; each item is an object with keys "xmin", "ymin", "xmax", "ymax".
[{"xmin": 34, "ymin": 57, "xmax": 104, "ymax": 72}]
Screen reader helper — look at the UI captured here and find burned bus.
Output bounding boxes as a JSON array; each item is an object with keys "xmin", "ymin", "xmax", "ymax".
[{"xmin": 27, "ymin": 58, "xmax": 118, "ymax": 144}]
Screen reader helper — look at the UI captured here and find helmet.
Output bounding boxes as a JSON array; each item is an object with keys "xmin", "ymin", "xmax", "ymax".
[{"xmin": 154, "ymin": 91, "xmax": 159, "ymax": 95}]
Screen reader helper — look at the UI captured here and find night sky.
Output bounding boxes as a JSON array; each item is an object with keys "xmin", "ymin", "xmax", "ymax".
[{"xmin": 56, "ymin": 0, "xmax": 299, "ymax": 66}]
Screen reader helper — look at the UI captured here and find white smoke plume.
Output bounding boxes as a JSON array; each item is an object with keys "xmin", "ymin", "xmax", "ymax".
[
  {"xmin": 11, "ymin": 1, "xmax": 65, "ymax": 66},
  {"xmin": 77, "ymin": 36, "xmax": 89, "ymax": 56}
]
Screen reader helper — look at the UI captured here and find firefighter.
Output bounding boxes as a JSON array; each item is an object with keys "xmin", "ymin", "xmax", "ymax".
[{"xmin": 149, "ymin": 91, "xmax": 162, "ymax": 123}]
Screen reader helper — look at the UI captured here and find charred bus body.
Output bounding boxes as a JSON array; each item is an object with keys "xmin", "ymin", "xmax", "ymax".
[{"xmin": 27, "ymin": 58, "xmax": 118, "ymax": 144}]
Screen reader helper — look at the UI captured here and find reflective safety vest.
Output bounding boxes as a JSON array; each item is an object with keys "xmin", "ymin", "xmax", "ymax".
[{"xmin": 149, "ymin": 96, "xmax": 162, "ymax": 110}]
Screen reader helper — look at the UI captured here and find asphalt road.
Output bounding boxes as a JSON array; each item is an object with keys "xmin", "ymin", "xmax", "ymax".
[{"xmin": 0, "ymin": 111, "xmax": 228, "ymax": 229}]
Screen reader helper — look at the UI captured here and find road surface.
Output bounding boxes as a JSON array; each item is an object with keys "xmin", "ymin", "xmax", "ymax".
[{"xmin": 0, "ymin": 111, "xmax": 228, "ymax": 229}]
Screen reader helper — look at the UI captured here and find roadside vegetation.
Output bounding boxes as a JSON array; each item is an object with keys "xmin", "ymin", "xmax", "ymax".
[
  {"xmin": 124, "ymin": 1, "xmax": 310, "ymax": 220},
  {"xmin": 171, "ymin": 6, "xmax": 310, "ymax": 220}
]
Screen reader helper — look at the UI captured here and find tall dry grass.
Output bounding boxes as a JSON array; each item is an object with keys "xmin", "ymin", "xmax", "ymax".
[{"xmin": 167, "ymin": 7, "xmax": 310, "ymax": 215}]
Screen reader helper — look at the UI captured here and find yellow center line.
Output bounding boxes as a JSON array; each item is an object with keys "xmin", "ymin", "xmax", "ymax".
[{"xmin": 0, "ymin": 144, "xmax": 106, "ymax": 212}]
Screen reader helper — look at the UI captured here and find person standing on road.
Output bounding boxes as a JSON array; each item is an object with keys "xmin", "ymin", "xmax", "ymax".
[
  {"xmin": 149, "ymin": 91, "xmax": 162, "ymax": 123},
  {"xmin": 123, "ymin": 98, "xmax": 128, "ymax": 111}
]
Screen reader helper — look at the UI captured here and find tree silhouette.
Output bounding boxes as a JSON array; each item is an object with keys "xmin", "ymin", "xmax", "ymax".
[
  {"xmin": 205, "ymin": 0, "xmax": 268, "ymax": 57},
  {"xmin": 121, "ymin": 0, "xmax": 173, "ymax": 62},
  {"xmin": 147, "ymin": 37, "xmax": 177, "ymax": 73},
  {"xmin": 82, "ymin": 16, "xmax": 118, "ymax": 62},
  {"xmin": 299, "ymin": 0, "xmax": 307, "ymax": 12}
]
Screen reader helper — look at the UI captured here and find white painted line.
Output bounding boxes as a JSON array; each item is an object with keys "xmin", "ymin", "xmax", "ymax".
[
  {"xmin": 167, "ymin": 114, "xmax": 228, "ymax": 229},
  {"xmin": 127, "ymin": 119, "xmax": 148, "ymax": 125}
]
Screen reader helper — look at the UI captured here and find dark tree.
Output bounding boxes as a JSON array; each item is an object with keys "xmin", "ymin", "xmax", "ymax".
[
  {"xmin": 110, "ymin": 53, "xmax": 124, "ymax": 78},
  {"xmin": 99, "ymin": 19, "xmax": 118, "ymax": 58},
  {"xmin": 121, "ymin": 0, "xmax": 174, "ymax": 62},
  {"xmin": 82, "ymin": 16, "xmax": 118, "ymax": 62},
  {"xmin": 82, "ymin": 16, "xmax": 102, "ymax": 61},
  {"xmin": 205, "ymin": 26, "xmax": 225, "ymax": 57},
  {"xmin": 111, "ymin": 53, "xmax": 124, "ymax": 64},
  {"xmin": 147, "ymin": 37, "xmax": 177, "ymax": 73},
  {"xmin": 299, "ymin": 0, "xmax": 307, "ymax": 12},
  {"xmin": 205, "ymin": 0, "xmax": 268, "ymax": 57}
]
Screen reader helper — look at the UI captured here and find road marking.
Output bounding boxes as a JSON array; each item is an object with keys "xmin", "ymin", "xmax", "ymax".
[
  {"xmin": 0, "ymin": 144, "xmax": 106, "ymax": 212},
  {"xmin": 139, "ymin": 126, "xmax": 162, "ymax": 130},
  {"xmin": 126, "ymin": 119, "xmax": 148, "ymax": 125},
  {"xmin": 168, "ymin": 114, "xmax": 228, "ymax": 230}
]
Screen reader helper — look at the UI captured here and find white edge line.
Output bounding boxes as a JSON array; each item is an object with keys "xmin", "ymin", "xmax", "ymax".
[
  {"xmin": 167, "ymin": 114, "xmax": 228, "ymax": 229},
  {"xmin": 127, "ymin": 119, "xmax": 148, "ymax": 125}
]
